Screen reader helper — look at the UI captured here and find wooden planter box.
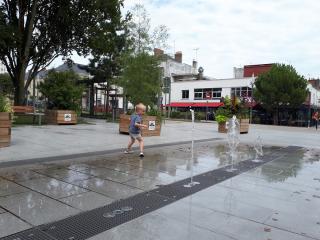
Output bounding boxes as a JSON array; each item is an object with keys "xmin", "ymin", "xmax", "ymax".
[
  {"xmin": 119, "ymin": 114, "xmax": 161, "ymax": 137},
  {"xmin": 218, "ymin": 122, "xmax": 227, "ymax": 133},
  {"xmin": 0, "ymin": 112, "xmax": 11, "ymax": 148},
  {"xmin": 46, "ymin": 110, "xmax": 77, "ymax": 125},
  {"xmin": 119, "ymin": 114, "xmax": 131, "ymax": 134},
  {"xmin": 239, "ymin": 118, "xmax": 250, "ymax": 134}
]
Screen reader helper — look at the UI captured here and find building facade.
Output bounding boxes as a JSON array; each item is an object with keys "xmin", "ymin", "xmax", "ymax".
[
  {"xmin": 0, "ymin": 62, "xmax": 7, "ymax": 74},
  {"xmin": 170, "ymin": 76, "xmax": 254, "ymax": 105},
  {"xmin": 166, "ymin": 63, "xmax": 320, "ymax": 126},
  {"xmin": 154, "ymin": 48, "xmax": 198, "ymax": 107}
]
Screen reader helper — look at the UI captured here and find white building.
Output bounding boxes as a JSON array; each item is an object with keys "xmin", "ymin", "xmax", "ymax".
[
  {"xmin": 170, "ymin": 76, "xmax": 254, "ymax": 104},
  {"xmin": 159, "ymin": 53, "xmax": 194, "ymax": 77},
  {"xmin": 154, "ymin": 48, "xmax": 197, "ymax": 107},
  {"xmin": 166, "ymin": 65, "xmax": 320, "ymax": 126},
  {"xmin": 167, "ymin": 66, "xmax": 255, "ymax": 109},
  {"xmin": 307, "ymin": 83, "xmax": 320, "ymax": 107}
]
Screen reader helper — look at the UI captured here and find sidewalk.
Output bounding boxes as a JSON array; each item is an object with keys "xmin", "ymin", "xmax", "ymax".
[
  {"xmin": 1, "ymin": 119, "xmax": 319, "ymax": 165},
  {"xmin": 1, "ymin": 120, "xmax": 319, "ymax": 239}
]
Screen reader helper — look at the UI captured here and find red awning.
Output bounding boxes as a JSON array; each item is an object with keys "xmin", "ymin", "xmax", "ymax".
[{"xmin": 166, "ymin": 102, "xmax": 224, "ymax": 108}]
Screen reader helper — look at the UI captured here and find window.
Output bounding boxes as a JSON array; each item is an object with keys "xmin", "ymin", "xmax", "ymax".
[
  {"xmin": 194, "ymin": 88, "xmax": 222, "ymax": 100},
  {"xmin": 182, "ymin": 90, "xmax": 189, "ymax": 99},
  {"xmin": 212, "ymin": 88, "xmax": 222, "ymax": 98},
  {"xmin": 194, "ymin": 89, "xmax": 203, "ymax": 99},
  {"xmin": 231, "ymin": 87, "xmax": 252, "ymax": 98}
]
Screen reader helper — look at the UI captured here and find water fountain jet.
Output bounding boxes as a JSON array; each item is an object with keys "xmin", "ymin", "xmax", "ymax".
[
  {"xmin": 252, "ymin": 136, "xmax": 264, "ymax": 163},
  {"xmin": 225, "ymin": 115, "xmax": 240, "ymax": 172},
  {"xmin": 184, "ymin": 109, "xmax": 200, "ymax": 188}
]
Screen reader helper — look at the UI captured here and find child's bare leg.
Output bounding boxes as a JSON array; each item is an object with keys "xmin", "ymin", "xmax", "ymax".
[
  {"xmin": 127, "ymin": 137, "xmax": 135, "ymax": 150},
  {"xmin": 137, "ymin": 137, "xmax": 144, "ymax": 153}
]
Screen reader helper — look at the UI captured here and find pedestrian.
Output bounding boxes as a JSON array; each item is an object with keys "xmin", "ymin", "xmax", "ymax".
[
  {"xmin": 312, "ymin": 111, "xmax": 319, "ymax": 130},
  {"xmin": 125, "ymin": 103, "xmax": 148, "ymax": 157}
]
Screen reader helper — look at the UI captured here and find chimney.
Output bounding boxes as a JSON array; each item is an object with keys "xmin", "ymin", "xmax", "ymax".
[
  {"xmin": 154, "ymin": 48, "xmax": 164, "ymax": 57},
  {"xmin": 233, "ymin": 67, "xmax": 244, "ymax": 78},
  {"xmin": 192, "ymin": 60, "xmax": 198, "ymax": 74},
  {"xmin": 174, "ymin": 51, "xmax": 182, "ymax": 63}
]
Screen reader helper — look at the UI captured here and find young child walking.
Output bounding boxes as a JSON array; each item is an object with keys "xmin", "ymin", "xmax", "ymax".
[{"xmin": 125, "ymin": 103, "xmax": 147, "ymax": 157}]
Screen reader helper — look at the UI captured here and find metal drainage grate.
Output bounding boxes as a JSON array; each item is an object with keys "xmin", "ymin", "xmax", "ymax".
[
  {"xmin": 0, "ymin": 228, "xmax": 56, "ymax": 240},
  {"xmin": 1, "ymin": 146, "xmax": 302, "ymax": 240},
  {"xmin": 40, "ymin": 192, "xmax": 173, "ymax": 240}
]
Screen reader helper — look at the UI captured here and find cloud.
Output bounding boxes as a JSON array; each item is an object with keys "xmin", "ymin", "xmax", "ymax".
[
  {"xmin": 124, "ymin": 0, "xmax": 320, "ymax": 78},
  {"xmin": 52, "ymin": 0, "xmax": 320, "ymax": 79}
]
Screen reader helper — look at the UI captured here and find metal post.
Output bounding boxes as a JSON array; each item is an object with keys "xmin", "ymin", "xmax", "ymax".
[
  {"xmin": 206, "ymin": 100, "xmax": 208, "ymax": 121},
  {"xmin": 250, "ymin": 79, "xmax": 254, "ymax": 124},
  {"xmin": 164, "ymin": 92, "xmax": 167, "ymax": 118},
  {"xmin": 168, "ymin": 89, "xmax": 171, "ymax": 119},
  {"xmin": 308, "ymin": 105, "xmax": 311, "ymax": 128},
  {"xmin": 32, "ymin": 77, "xmax": 36, "ymax": 124}
]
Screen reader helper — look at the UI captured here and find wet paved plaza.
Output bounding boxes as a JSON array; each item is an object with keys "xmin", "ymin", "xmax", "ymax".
[{"xmin": 0, "ymin": 140, "xmax": 320, "ymax": 239}]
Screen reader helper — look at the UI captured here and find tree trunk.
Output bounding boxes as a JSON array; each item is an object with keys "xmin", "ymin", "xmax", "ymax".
[
  {"xmin": 14, "ymin": 67, "xmax": 27, "ymax": 105},
  {"xmin": 89, "ymin": 82, "xmax": 94, "ymax": 116},
  {"xmin": 273, "ymin": 108, "xmax": 279, "ymax": 125},
  {"xmin": 106, "ymin": 82, "xmax": 110, "ymax": 113},
  {"xmin": 13, "ymin": 1, "xmax": 38, "ymax": 106}
]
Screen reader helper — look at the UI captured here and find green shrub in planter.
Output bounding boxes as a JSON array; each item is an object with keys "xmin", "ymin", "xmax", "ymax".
[
  {"xmin": 38, "ymin": 70, "xmax": 84, "ymax": 113},
  {"xmin": 215, "ymin": 107, "xmax": 231, "ymax": 118},
  {"xmin": 0, "ymin": 95, "xmax": 12, "ymax": 113},
  {"xmin": 216, "ymin": 115, "xmax": 228, "ymax": 124}
]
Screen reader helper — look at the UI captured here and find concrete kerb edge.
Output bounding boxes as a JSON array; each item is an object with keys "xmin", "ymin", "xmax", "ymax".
[{"xmin": 0, "ymin": 138, "xmax": 223, "ymax": 168}]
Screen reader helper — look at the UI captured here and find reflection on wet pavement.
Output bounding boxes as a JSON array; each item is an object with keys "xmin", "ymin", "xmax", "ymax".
[
  {"xmin": 60, "ymin": 191, "xmax": 114, "ymax": 211},
  {"xmin": 0, "ymin": 179, "xmax": 29, "ymax": 197},
  {"xmin": 0, "ymin": 141, "xmax": 320, "ymax": 239},
  {"xmin": 19, "ymin": 177, "xmax": 89, "ymax": 199},
  {"xmin": 0, "ymin": 191, "xmax": 80, "ymax": 225},
  {"xmin": 0, "ymin": 212, "xmax": 31, "ymax": 238}
]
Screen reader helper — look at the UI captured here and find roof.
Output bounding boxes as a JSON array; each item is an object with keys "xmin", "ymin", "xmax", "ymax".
[
  {"xmin": 36, "ymin": 62, "xmax": 90, "ymax": 79},
  {"xmin": 243, "ymin": 64, "xmax": 273, "ymax": 78},
  {"xmin": 166, "ymin": 102, "xmax": 224, "ymax": 108},
  {"xmin": 55, "ymin": 62, "xmax": 89, "ymax": 75}
]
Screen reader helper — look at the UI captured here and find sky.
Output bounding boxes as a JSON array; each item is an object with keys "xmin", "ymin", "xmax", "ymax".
[{"xmin": 51, "ymin": 0, "xmax": 320, "ymax": 79}]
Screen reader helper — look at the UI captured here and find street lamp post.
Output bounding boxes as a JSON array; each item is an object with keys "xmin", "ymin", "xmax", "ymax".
[{"xmin": 250, "ymin": 74, "xmax": 255, "ymax": 124}]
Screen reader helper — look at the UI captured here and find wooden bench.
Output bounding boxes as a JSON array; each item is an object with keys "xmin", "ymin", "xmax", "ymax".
[
  {"xmin": 12, "ymin": 106, "xmax": 34, "ymax": 114},
  {"xmin": 12, "ymin": 106, "xmax": 44, "ymax": 125}
]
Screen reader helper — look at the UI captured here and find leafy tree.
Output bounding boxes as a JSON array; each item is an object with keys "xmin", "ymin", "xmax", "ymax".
[
  {"xmin": 128, "ymin": 4, "xmax": 169, "ymax": 54},
  {"xmin": 118, "ymin": 4, "xmax": 169, "ymax": 111},
  {"xmin": 38, "ymin": 70, "xmax": 84, "ymax": 111},
  {"xmin": 83, "ymin": 9, "xmax": 130, "ymax": 115},
  {"xmin": 254, "ymin": 64, "xmax": 308, "ymax": 125},
  {"xmin": 119, "ymin": 52, "xmax": 161, "ymax": 107},
  {"xmin": 0, "ymin": 0, "xmax": 125, "ymax": 105},
  {"xmin": 0, "ymin": 73, "xmax": 13, "ymax": 96}
]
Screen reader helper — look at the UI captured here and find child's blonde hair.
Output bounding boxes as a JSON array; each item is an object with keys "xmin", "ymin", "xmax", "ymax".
[{"xmin": 135, "ymin": 103, "xmax": 146, "ymax": 112}]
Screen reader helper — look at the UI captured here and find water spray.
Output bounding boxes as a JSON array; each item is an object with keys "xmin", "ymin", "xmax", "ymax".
[
  {"xmin": 252, "ymin": 136, "xmax": 264, "ymax": 163},
  {"xmin": 184, "ymin": 108, "xmax": 200, "ymax": 188},
  {"xmin": 225, "ymin": 115, "xmax": 240, "ymax": 172}
]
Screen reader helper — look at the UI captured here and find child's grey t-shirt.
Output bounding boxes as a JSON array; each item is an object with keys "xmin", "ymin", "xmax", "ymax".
[{"xmin": 129, "ymin": 114, "xmax": 142, "ymax": 134}]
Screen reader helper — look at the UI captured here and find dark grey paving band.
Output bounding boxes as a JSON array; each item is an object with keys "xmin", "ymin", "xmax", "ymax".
[
  {"xmin": 0, "ymin": 146, "xmax": 302, "ymax": 240},
  {"xmin": 0, "ymin": 138, "xmax": 222, "ymax": 168}
]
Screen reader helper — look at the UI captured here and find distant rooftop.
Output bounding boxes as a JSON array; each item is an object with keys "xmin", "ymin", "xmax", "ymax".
[
  {"xmin": 37, "ymin": 61, "xmax": 90, "ymax": 79},
  {"xmin": 243, "ymin": 63, "xmax": 274, "ymax": 77}
]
